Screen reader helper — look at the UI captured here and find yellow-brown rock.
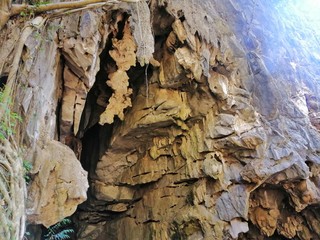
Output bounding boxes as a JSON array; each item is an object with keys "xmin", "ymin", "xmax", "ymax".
[
  {"xmin": 1, "ymin": 0, "xmax": 320, "ymax": 239},
  {"xmin": 99, "ymin": 22, "xmax": 136, "ymax": 125},
  {"xmin": 99, "ymin": 70, "xmax": 133, "ymax": 124},
  {"xmin": 26, "ymin": 140, "xmax": 88, "ymax": 227},
  {"xmin": 109, "ymin": 22, "xmax": 137, "ymax": 71}
]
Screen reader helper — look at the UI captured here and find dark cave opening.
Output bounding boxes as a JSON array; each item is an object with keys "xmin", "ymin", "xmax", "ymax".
[
  {"xmin": 73, "ymin": 12, "xmax": 154, "ymax": 232},
  {"xmin": 0, "ymin": 75, "xmax": 8, "ymax": 89},
  {"xmin": 76, "ymin": 8, "xmax": 157, "ymax": 175},
  {"xmin": 70, "ymin": 6, "xmax": 187, "ymax": 237},
  {"xmin": 77, "ymin": 64, "xmax": 113, "ymax": 177},
  {"xmin": 77, "ymin": 45, "xmax": 150, "ymax": 180},
  {"xmin": 78, "ymin": 67, "xmax": 148, "ymax": 178}
]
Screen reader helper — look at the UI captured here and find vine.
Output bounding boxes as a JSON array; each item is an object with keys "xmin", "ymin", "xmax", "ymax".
[
  {"xmin": 0, "ymin": 16, "xmax": 42, "ymax": 240},
  {"xmin": 0, "ymin": 138, "xmax": 26, "ymax": 240},
  {"xmin": 0, "ymin": 86, "xmax": 26, "ymax": 240}
]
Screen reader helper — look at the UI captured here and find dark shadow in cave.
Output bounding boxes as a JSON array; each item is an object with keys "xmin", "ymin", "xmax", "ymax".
[
  {"xmin": 73, "ymin": 13, "xmax": 155, "ymax": 233},
  {"xmin": 78, "ymin": 12, "xmax": 136, "ymax": 177},
  {"xmin": 78, "ymin": 64, "xmax": 151, "ymax": 179},
  {"xmin": 0, "ymin": 75, "xmax": 8, "ymax": 89},
  {"xmin": 80, "ymin": 122, "xmax": 113, "ymax": 178},
  {"xmin": 77, "ymin": 43, "xmax": 114, "ymax": 178},
  {"xmin": 78, "ymin": 53, "xmax": 153, "ymax": 180}
]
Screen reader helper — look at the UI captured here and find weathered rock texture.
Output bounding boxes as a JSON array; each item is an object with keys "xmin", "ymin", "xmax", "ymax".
[
  {"xmin": 26, "ymin": 140, "xmax": 88, "ymax": 227},
  {"xmin": 1, "ymin": 0, "xmax": 320, "ymax": 239},
  {"xmin": 74, "ymin": 1, "xmax": 320, "ymax": 239}
]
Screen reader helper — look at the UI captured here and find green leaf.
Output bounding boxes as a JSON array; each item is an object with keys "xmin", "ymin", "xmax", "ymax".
[{"xmin": 44, "ymin": 218, "xmax": 74, "ymax": 240}]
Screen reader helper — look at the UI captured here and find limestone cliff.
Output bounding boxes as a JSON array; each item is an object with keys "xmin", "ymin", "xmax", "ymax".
[{"xmin": 0, "ymin": 0, "xmax": 320, "ymax": 239}]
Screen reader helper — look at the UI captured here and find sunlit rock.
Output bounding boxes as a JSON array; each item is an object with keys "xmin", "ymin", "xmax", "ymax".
[
  {"xmin": 26, "ymin": 140, "xmax": 88, "ymax": 227},
  {"xmin": 1, "ymin": 0, "xmax": 320, "ymax": 239}
]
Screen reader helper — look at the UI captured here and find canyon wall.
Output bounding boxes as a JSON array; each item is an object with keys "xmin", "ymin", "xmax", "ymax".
[{"xmin": 1, "ymin": 0, "xmax": 320, "ymax": 239}]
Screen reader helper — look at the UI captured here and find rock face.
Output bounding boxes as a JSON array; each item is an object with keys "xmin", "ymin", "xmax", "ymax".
[
  {"xmin": 1, "ymin": 0, "xmax": 320, "ymax": 239},
  {"xmin": 74, "ymin": 1, "xmax": 320, "ymax": 239},
  {"xmin": 26, "ymin": 140, "xmax": 88, "ymax": 228}
]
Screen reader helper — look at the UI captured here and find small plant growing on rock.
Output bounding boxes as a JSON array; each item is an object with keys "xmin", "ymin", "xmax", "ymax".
[
  {"xmin": 44, "ymin": 218, "xmax": 74, "ymax": 240},
  {"xmin": 23, "ymin": 160, "xmax": 33, "ymax": 184},
  {"xmin": 0, "ymin": 87, "xmax": 22, "ymax": 140}
]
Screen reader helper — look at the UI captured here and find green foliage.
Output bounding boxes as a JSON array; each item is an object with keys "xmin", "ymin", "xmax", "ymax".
[
  {"xmin": 23, "ymin": 160, "xmax": 33, "ymax": 184},
  {"xmin": 20, "ymin": 10, "xmax": 31, "ymax": 18},
  {"xmin": 0, "ymin": 87, "xmax": 22, "ymax": 140},
  {"xmin": 23, "ymin": 231, "xmax": 31, "ymax": 240},
  {"xmin": 33, "ymin": 1, "xmax": 51, "ymax": 8},
  {"xmin": 44, "ymin": 218, "xmax": 74, "ymax": 240},
  {"xmin": 19, "ymin": 1, "xmax": 51, "ymax": 18}
]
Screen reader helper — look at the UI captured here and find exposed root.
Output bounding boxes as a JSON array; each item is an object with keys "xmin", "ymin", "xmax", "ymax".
[
  {"xmin": 0, "ymin": 16, "xmax": 45, "ymax": 122},
  {"xmin": 0, "ymin": 0, "xmax": 11, "ymax": 30},
  {"xmin": 0, "ymin": 16, "xmax": 43, "ymax": 240},
  {"xmin": 0, "ymin": 0, "xmax": 140, "ymax": 31},
  {"xmin": 0, "ymin": 138, "xmax": 26, "ymax": 240}
]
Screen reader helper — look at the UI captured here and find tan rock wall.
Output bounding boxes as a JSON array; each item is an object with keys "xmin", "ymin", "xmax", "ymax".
[
  {"xmin": 74, "ymin": 1, "xmax": 320, "ymax": 239},
  {"xmin": 1, "ymin": 0, "xmax": 320, "ymax": 239}
]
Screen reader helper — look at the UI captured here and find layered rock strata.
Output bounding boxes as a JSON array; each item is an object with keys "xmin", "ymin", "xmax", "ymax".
[
  {"xmin": 1, "ymin": 0, "xmax": 320, "ymax": 239},
  {"xmin": 75, "ymin": 1, "xmax": 320, "ymax": 239}
]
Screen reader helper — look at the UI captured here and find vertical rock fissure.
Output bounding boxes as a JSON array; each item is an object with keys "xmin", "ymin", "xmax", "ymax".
[
  {"xmin": 74, "ymin": 12, "xmax": 150, "ymax": 234},
  {"xmin": 77, "ymin": 37, "xmax": 114, "ymax": 175}
]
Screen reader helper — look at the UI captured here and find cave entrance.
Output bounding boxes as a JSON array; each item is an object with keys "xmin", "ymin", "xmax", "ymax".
[
  {"xmin": 77, "ymin": 13, "xmax": 150, "ymax": 179},
  {"xmin": 0, "ymin": 75, "xmax": 8, "ymax": 89}
]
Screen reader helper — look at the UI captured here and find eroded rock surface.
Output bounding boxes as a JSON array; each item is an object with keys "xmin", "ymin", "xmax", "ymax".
[
  {"xmin": 1, "ymin": 0, "xmax": 320, "ymax": 239},
  {"xmin": 74, "ymin": 1, "xmax": 320, "ymax": 239},
  {"xmin": 27, "ymin": 140, "xmax": 88, "ymax": 227}
]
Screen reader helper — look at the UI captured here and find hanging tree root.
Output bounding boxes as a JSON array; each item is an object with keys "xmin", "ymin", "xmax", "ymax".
[
  {"xmin": 0, "ymin": 16, "xmax": 45, "ymax": 240},
  {"xmin": 0, "ymin": 16, "xmax": 46, "ymax": 120},
  {"xmin": 0, "ymin": 0, "xmax": 140, "ymax": 30},
  {"xmin": 0, "ymin": 138, "xmax": 26, "ymax": 240}
]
